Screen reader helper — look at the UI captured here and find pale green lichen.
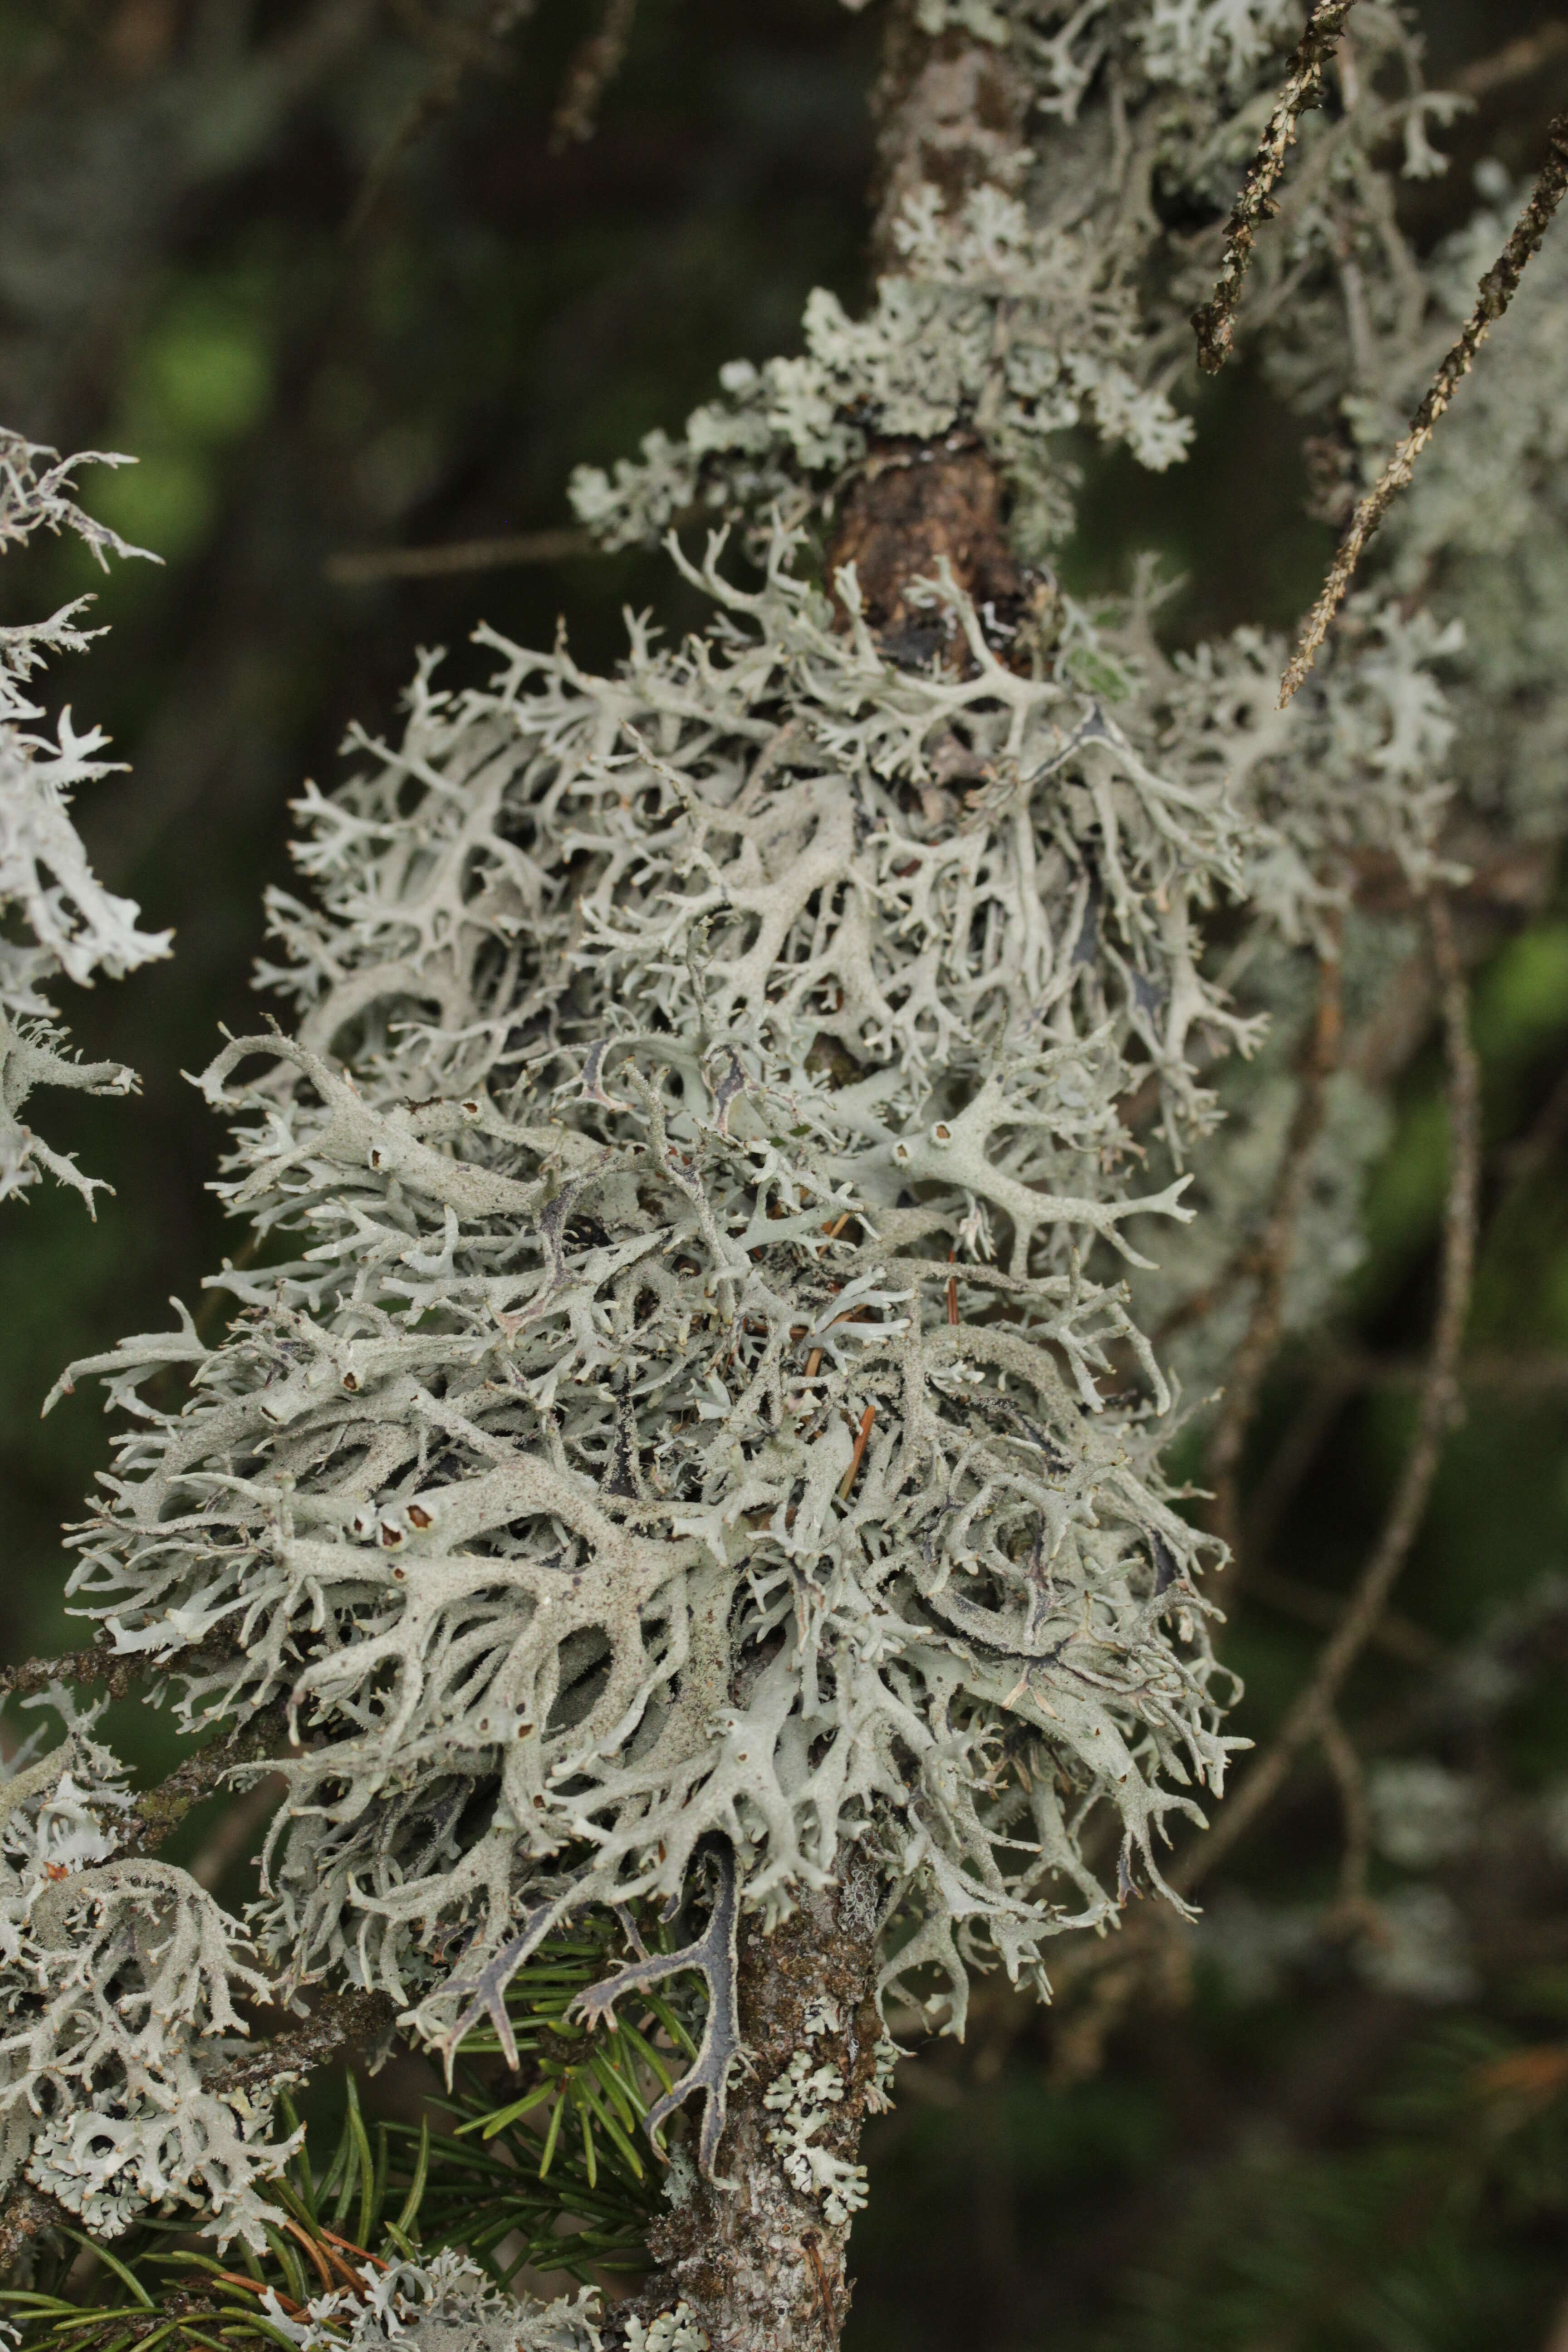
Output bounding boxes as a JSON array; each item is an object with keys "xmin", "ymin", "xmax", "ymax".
[
  {"xmin": 0, "ymin": 1698, "xmax": 291, "ymax": 2247},
  {"xmin": 257, "ymin": 2250, "xmax": 606, "ymax": 2352},
  {"xmin": 0, "ymin": 433, "xmax": 168, "ymax": 1208},
  {"xmin": 569, "ymin": 185, "xmax": 1193, "ymax": 558},
  {"xmin": 59, "ymin": 535, "xmax": 1266, "ymax": 2054}
]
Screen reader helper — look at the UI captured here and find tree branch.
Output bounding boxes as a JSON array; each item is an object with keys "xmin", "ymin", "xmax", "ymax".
[
  {"xmin": 324, "ymin": 527, "xmax": 596, "ymax": 585},
  {"xmin": 1191, "ymin": 1, "xmax": 1361, "ymax": 376},
  {"xmin": 550, "ymin": 0, "xmax": 640, "ymax": 152},
  {"xmin": 0, "ymin": 1645, "xmax": 147, "ymax": 1701},
  {"xmin": 122, "ymin": 1700, "xmax": 294, "ymax": 1858},
  {"xmin": 1456, "ymin": 22, "xmax": 1568, "ymax": 103},
  {"xmin": 1318, "ymin": 1706, "xmax": 1371, "ymax": 1912},
  {"xmin": 205, "ymin": 1985, "xmax": 402, "ymax": 2101}
]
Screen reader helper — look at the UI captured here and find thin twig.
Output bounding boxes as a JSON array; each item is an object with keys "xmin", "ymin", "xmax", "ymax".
[
  {"xmin": 550, "ymin": 0, "xmax": 640, "ymax": 152},
  {"xmin": 205, "ymin": 1986, "xmax": 402, "ymax": 2101},
  {"xmin": 325, "ymin": 526, "xmax": 595, "ymax": 584},
  {"xmin": 1318, "ymin": 1706, "xmax": 1371, "ymax": 1909},
  {"xmin": 1281, "ymin": 114, "xmax": 1568, "ymax": 704},
  {"xmin": 1206, "ymin": 927, "xmax": 1342, "ymax": 1560},
  {"xmin": 0, "ymin": 1629, "xmax": 254, "ymax": 1706},
  {"xmin": 1245, "ymin": 1565, "xmax": 1445, "ymax": 1670},
  {"xmin": 1178, "ymin": 895, "xmax": 1479, "ymax": 1895},
  {"xmin": 385, "ymin": 0, "xmax": 506, "ymax": 73},
  {"xmin": 0, "ymin": 1644, "xmax": 143, "ymax": 1701},
  {"xmin": 1344, "ymin": 1347, "xmax": 1568, "ymax": 1397},
  {"xmin": 123, "ymin": 1701, "xmax": 294, "ymax": 1859},
  {"xmin": 1241, "ymin": 1352, "xmax": 1362, "ymax": 1562},
  {"xmin": 1457, "ymin": 21, "xmax": 1568, "ymax": 103},
  {"xmin": 1492, "ymin": 1049, "xmax": 1568, "ymax": 1222},
  {"xmin": 1191, "ymin": 1, "xmax": 1361, "ymax": 376},
  {"xmin": 345, "ymin": 0, "xmax": 535, "ymax": 241},
  {"xmin": 1241, "ymin": 1338, "xmax": 1568, "ymax": 1607}
]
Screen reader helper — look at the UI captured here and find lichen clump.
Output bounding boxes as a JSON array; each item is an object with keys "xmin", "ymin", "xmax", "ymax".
[
  {"xmin": 0, "ymin": 1700, "xmax": 287, "ymax": 2248},
  {"xmin": 61, "ymin": 534, "xmax": 1258, "ymax": 2055}
]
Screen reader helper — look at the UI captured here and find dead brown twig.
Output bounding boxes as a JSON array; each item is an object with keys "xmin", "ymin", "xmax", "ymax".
[
  {"xmin": 1177, "ymin": 895, "xmax": 1479, "ymax": 1896},
  {"xmin": 838, "ymin": 1405, "xmax": 877, "ymax": 1501},
  {"xmin": 1245, "ymin": 1564, "xmax": 1445, "ymax": 1670},
  {"xmin": 1191, "ymin": 1, "xmax": 1361, "ymax": 377},
  {"xmin": 325, "ymin": 500, "xmax": 711, "ymax": 584},
  {"xmin": 1457, "ymin": 21, "xmax": 1568, "ymax": 103},
  {"xmin": 325, "ymin": 526, "xmax": 595, "ymax": 584},
  {"xmin": 1281, "ymin": 113, "xmax": 1568, "ymax": 705},
  {"xmin": 550, "ymin": 0, "xmax": 640, "ymax": 152}
]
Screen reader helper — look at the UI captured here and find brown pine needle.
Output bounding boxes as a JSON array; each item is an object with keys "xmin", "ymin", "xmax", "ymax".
[
  {"xmin": 283, "ymin": 2217, "xmax": 342, "ymax": 2297},
  {"xmin": 1191, "ymin": 1, "xmax": 1361, "ymax": 377},
  {"xmin": 1281, "ymin": 113, "xmax": 1568, "ymax": 706},
  {"xmin": 838, "ymin": 1405, "xmax": 877, "ymax": 1501}
]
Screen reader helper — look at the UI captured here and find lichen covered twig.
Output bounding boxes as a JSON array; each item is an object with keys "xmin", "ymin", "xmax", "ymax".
[
  {"xmin": 1191, "ymin": 0, "xmax": 1362, "ymax": 377},
  {"xmin": 1281, "ymin": 114, "xmax": 1568, "ymax": 703}
]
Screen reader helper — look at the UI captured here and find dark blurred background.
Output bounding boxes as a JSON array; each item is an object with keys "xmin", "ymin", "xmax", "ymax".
[{"xmin": 6, "ymin": 2, "xmax": 1568, "ymax": 2344}]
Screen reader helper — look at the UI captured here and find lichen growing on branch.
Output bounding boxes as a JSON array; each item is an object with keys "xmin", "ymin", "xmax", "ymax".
[
  {"xmin": 58, "ymin": 531, "xmax": 1266, "ymax": 2059},
  {"xmin": 0, "ymin": 434, "xmax": 168, "ymax": 1209},
  {"xmin": 569, "ymin": 185, "xmax": 1193, "ymax": 556},
  {"xmin": 5, "ymin": 0, "xmax": 1552, "ymax": 2334},
  {"xmin": 0, "ymin": 1696, "xmax": 291, "ymax": 2246}
]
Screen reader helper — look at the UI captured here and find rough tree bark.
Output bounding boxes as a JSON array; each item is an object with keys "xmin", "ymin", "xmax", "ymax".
[
  {"xmin": 628, "ymin": 1852, "xmax": 885, "ymax": 2352},
  {"xmin": 829, "ymin": 9, "xmax": 1029, "ymax": 652},
  {"xmin": 621, "ymin": 12, "xmax": 1029, "ymax": 2347}
]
